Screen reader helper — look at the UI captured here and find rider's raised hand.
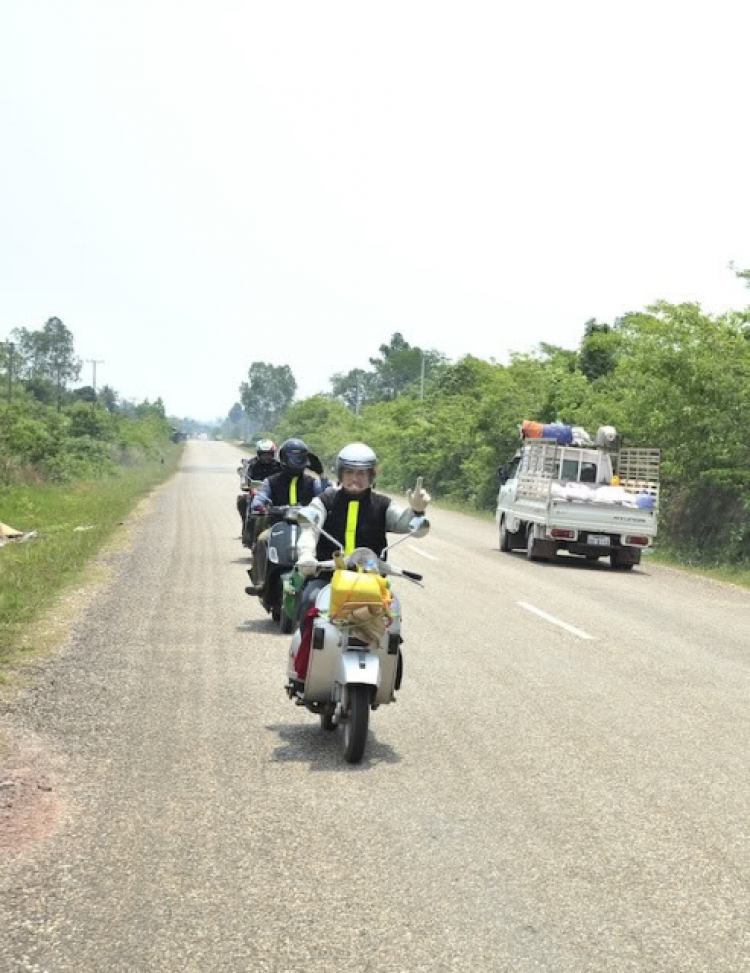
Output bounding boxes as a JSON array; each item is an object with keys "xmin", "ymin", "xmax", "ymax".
[{"xmin": 407, "ymin": 476, "xmax": 431, "ymax": 513}]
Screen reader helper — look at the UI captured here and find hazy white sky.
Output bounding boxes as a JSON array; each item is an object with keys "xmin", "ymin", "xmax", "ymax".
[{"xmin": 2, "ymin": 0, "xmax": 749, "ymax": 419}]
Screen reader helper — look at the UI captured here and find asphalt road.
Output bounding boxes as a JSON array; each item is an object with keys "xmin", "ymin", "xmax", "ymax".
[{"xmin": 1, "ymin": 440, "xmax": 749, "ymax": 972}]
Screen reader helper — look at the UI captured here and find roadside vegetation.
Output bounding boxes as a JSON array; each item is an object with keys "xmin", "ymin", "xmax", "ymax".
[
  {"xmin": 231, "ymin": 277, "xmax": 750, "ymax": 576},
  {"xmin": 0, "ymin": 318, "xmax": 181, "ymax": 677}
]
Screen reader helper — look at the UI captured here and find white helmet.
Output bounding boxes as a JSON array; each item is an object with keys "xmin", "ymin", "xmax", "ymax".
[{"xmin": 336, "ymin": 442, "xmax": 377, "ymax": 485}]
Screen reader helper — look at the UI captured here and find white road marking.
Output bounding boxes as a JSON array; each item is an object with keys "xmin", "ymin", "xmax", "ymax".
[
  {"xmin": 518, "ymin": 601, "xmax": 595, "ymax": 640},
  {"xmin": 408, "ymin": 545, "xmax": 439, "ymax": 561}
]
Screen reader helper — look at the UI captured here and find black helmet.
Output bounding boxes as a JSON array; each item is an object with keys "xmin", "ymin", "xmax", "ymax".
[{"xmin": 279, "ymin": 438, "xmax": 309, "ymax": 472}]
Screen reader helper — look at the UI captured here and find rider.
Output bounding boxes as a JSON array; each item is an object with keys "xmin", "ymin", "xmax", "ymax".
[
  {"xmin": 237, "ymin": 439, "xmax": 280, "ymax": 528},
  {"xmin": 245, "ymin": 438, "xmax": 329, "ymax": 596},
  {"xmin": 294, "ymin": 442, "xmax": 431, "ymax": 624}
]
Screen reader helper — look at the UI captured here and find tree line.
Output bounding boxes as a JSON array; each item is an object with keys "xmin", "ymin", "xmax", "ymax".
[
  {"xmin": 1, "ymin": 317, "xmax": 174, "ymax": 483},
  {"xmin": 232, "ymin": 282, "xmax": 750, "ymax": 565}
]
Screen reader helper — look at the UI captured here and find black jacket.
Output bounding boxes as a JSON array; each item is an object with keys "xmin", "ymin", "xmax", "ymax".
[{"xmin": 316, "ymin": 487, "xmax": 391, "ymax": 561}]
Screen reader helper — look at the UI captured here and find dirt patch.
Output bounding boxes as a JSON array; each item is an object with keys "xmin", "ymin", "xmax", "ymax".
[{"xmin": 0, "ymin": 733, "xmax": 66, "ymax": 859}]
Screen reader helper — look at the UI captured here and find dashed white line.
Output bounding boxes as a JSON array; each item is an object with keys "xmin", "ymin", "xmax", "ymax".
[
  {"xmin": 517, "ymin": 601, "xmax": 595, "ymax": 640},
  {"xmin": 408, "ymin": 545, "xmax": 439, "ymax": 561}
]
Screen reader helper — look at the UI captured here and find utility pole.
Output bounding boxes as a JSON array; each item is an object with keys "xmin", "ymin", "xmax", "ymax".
[{"xmin": 86, "ymin": 358, "xmax": 104, "ymax": 398}]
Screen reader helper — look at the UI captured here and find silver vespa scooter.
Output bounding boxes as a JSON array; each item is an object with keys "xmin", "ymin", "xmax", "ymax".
[{"xmin": 285, "ymin": 511, "xmax": 425, "ymax": 764}]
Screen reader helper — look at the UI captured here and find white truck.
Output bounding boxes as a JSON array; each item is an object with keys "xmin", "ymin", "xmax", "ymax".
[{"xmin": 496, "ymin": 439, "xmax": 660, "ymax": 570}]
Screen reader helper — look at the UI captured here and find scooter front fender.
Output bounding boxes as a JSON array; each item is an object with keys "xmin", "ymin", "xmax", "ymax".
[{"xmin": 339, "ymin": 650, "xmax": 380, "ymax": 689}]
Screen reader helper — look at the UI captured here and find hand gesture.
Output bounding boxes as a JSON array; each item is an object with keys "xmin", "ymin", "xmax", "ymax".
[{"xmin": 407, "ymin": 476, "xmax": 431, "ymax": 513}]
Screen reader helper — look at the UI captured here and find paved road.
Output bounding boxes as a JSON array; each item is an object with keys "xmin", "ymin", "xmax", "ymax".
[{"xmin": 2, "ymin": 440, "xmax": 749, "ymax": 972}]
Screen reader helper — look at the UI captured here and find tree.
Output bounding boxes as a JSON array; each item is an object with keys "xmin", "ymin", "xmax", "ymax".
[
  {"xmin": 240, "ymin": 362, "xmax": 296, "ymax": 430},
  {"xmin": 579, "ymin": 319, "xmax": 619, "ymax": 381},
  {"xmin": 368, "ymin": 332, "xmax": 448, "ymax": 400},
  {"xmin": 11, "ymin": 317, "xmax": 82, "ymax": 409},
  {"xmin": 99, "ymin": 385, "xmax": 119, "ymax": 413},
  {"xmin": 12, "ymin": 317, "xmax": 81, "ymax": 384},
  {"xmin": 72, "ymin": 385, "xmax": 97, "ymax": 403},
  {"xmin": 228, "ymin": 402, "xmax": 244, "ymax": 424},
  {"xmin": 330, "ymin": 368, "xmax": 379, "ymax": 411}
]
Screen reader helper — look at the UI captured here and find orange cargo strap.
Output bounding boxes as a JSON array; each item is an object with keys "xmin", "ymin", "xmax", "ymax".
[
  {"xmin": 344, "ymin": 501, "xmax": 359, "ymax": 555},
  {"xmin": 289, "ymin": 476, "xmax": 298, "ymax": 505}
]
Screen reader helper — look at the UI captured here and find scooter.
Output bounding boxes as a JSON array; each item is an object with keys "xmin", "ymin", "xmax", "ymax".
[
  {"xmin": 241, "ymin": 478, "xmax": 265, "ymax": 548},
  {"xmin": 285, "ymin": 513, "xmax": 425, "ymax": 764},
  {"xmin": 251, "ymin": 505, "xmax": 304, "ymax": 633}
]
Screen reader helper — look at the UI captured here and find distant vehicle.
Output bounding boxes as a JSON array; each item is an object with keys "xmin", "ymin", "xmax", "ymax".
[
  {"xmin": 198, "ymin": 432, "xmax": 208, "ymax": 440},
  {"xmin": 496, "ymin": 434, "xmax": 660, "ymax": 570}
]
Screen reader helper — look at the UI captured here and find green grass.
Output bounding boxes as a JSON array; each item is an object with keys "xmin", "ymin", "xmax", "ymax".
[
  {"xmin": 0, "ymin": 447, "xmax": 182, "ymax": 678},
  {"xmin": 648, "ymin": 548, "xmax": 750, "ymax": 590}
]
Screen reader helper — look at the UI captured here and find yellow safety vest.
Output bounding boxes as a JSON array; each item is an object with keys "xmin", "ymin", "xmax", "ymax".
[
  {"xmin": 289, "ymin": 476, "xmax": 298, "ymax": 504},
  {"xmin": 344, "ymin": 501, "xmax": 360, "ymax": 554}
]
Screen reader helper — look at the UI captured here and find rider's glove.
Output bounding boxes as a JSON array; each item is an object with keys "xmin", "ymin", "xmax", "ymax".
[
  {"xmin": 407, "ymin": 476, "xmax": 431, "ymax": 513},
  {"xmin": 297, "ymin": 557, "xmax": 319, "ymax": 578}
]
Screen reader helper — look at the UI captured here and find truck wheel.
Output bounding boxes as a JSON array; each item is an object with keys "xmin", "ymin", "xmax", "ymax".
[
  {"xmin": 611, "ymin": 550, "xmax": 636, "ymax": 571},
  {"xmin": 526, "ymin": 528, "xmax": 541, "ymax": 562},
  {"xmin": 499, "ymin": 517, "xmax": 511, "ymax": 552}
]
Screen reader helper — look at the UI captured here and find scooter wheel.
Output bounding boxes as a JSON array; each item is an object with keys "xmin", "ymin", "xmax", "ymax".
[
  {"xmin": 342, "ymin": 685, "xmax": 370, "ymax": 763},
  {"xmin": 279, "ymin": 612, "xmax": 294, "ymax": 634}
]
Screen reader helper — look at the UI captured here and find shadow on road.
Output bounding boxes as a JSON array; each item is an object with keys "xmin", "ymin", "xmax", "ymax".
[
  {"xmin": 237, "ymin": 617, "xmax": 278, "ymax": 634},
  {"xmin": 500, "ymin": 550, "xmax": 652, "ymax": 577},
  {"xmin": 266, "ymin": 722, "xmax": 402, "ymax": 771}
]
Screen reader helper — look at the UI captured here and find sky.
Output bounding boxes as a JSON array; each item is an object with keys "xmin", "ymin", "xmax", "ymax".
[{"xmin": 1, "ymin": 0, "xmax": 749, "ymax": 420}]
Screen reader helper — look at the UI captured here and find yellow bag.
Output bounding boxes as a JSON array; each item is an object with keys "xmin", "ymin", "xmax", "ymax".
[{"xmin": 330, "ymin": 569, "xmax": 391, "ymax": 619}]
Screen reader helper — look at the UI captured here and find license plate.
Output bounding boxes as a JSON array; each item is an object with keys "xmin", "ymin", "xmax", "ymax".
[{"xmin": 588, "ymin": 534, "xmax": 611, "ymax": 546}]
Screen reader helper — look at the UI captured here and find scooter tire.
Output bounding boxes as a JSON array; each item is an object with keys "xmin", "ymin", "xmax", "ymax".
[
  {"xmin": 279, "ymin": 611, "xmax": 294, "ymax": 634},
  {"xmin": 342, "ymin": 685, "xmax": 370, "ymax": 764}
]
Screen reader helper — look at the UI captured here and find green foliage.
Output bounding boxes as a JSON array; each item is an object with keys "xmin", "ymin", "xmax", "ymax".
[
  {"xmin": 330, "ymin": 333, "xmax": 449, "ymax": 409},
  {"xmin": 273, "ymin": 396, "xmax": 359, "ymax": 472},
  {"xmin": 11, "ymin": 317, "xmax": 81, "ymax": 392},
  {"xmin": 579, "ymin": 319, "xmax": 620, "ymax": 381},
  {"xmin": 0, "ymin": 396, "xmax": 172, "ymax": 485},
  {"xmin": 240, "ymin": 362, "xmax": 297, "ymax": 430},
  {"xmin": 265, "ymin": 301, "xmax": 750, "ymax": 567}
]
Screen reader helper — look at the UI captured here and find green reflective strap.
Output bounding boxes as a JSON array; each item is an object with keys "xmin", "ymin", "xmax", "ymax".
[
  {"xmin": 344, "ymin": 501, "xmax": 360, "ymax": 555},
  {"xmin": 289, "ymin": 476, "xmax": 298, "ymax": 505}
]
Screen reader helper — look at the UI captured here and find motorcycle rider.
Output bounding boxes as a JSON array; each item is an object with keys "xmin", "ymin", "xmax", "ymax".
[
  {"xmin": 294, "ymin": 442, "xmax": 431, "ymax": 626},
  {"xmin": 245, "ymin": 438, "xmax": 329, "ymax": 596},
  {"xmin": 237, "ymin": 439, "xmax": 280, "ymax": 529}
]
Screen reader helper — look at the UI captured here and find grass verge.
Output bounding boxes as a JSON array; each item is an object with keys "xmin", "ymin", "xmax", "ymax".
[
  {"xmin": 649, "ymin": 548, "xmax": 750, "ymax": 590},
  {"xmin": 0, "ymin": 447, "xmax": 182, "ymax": 679}
]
